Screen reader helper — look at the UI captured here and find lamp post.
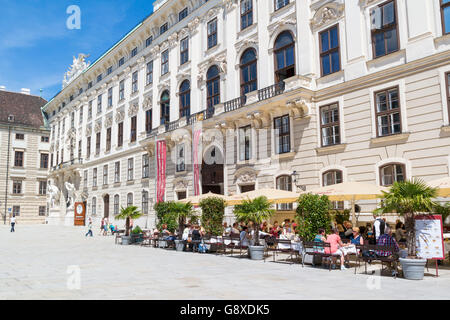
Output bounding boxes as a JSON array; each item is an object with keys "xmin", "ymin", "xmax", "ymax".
[{"xmin": 291, "ymin": 171, "xmax": 306, "ymax": 192}]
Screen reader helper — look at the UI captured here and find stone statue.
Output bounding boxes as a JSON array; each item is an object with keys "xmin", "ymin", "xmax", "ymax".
[
  {"xmin": 63, "ymin": 53, "xmax": 90, "ymax": 89},
  {"xmin": 47, "ymin": 181, "xmax": 60, "ymax": 208},
  {"xmin": 65, "ymin": 182, "xmax": 76, "ymax": 210}
]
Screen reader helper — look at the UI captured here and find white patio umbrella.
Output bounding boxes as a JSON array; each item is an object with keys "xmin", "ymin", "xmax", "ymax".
[
  {"xmin": 178, "ymin": 192, "xmax": 230, "ymax": 206},
  {"xmin": 226, "ymin": 188, "xmax": 300, "ymax": 205},
  {"xmin": 303, "ymin": 182, "xmax": 390, "ymax": 225}
]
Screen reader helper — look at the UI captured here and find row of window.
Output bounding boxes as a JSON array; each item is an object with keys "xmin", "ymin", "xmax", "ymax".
[
  {"xmin": 90, "ymin": 191, "xmax": 149, "ymax": 216},
  {"xmin": 13, "ymin": 151, "xmax": 49, "ymax": 169},
  {"xmin": 11, "ymin": 180, "xmax": 47, "ymax": 196},
  {"xmin": 14, "ymin": 133, "xmax": 49, "ymax": 142},
  {"xmin": 6, "ymin": 206, "xmax": 47, "ymax": 217}
]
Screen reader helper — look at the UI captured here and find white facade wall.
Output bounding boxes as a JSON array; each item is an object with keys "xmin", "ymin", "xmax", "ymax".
[{"xmin": 44, "ymin": 0, "xmax": 450, "ymax": 227}]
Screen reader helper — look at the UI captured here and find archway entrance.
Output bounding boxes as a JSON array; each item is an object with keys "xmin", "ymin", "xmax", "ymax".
[
  {"xmin": 201, "ymin": 146, "xmax": 224, "ymax": 195},
  {"xmin": 103, "ymin": 194, "xmax": 110, "ymax": 219}
]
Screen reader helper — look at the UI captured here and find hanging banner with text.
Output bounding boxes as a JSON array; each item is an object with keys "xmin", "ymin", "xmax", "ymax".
[{"xmin": 193, "ymin": 129, "xmax": 202, "ymax": 196}]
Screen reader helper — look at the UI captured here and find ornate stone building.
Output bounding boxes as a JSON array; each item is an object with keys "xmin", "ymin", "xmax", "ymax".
[
  {"xmin": 43, "ymin": 0, "xmax": 450, "ymax": 227},
  {"xmin": 0, "ymin": 88, "xmax": 50, "ymax": 224}
]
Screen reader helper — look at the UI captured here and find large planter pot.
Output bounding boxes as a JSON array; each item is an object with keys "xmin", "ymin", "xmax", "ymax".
[
  {"xmin": 248, "ymin": 246, "xmax": 264, "ymax": 260},
  {"xmin": 175, "ymin": 240, "xmax": 185, "ymax": 252},
  {"xmin": 121, "ymin": 236, "xmax": 131, "ymax": 245},
  {"xmin": 399, "ymin": 258, "xmax": 427, "ymax": 280}
]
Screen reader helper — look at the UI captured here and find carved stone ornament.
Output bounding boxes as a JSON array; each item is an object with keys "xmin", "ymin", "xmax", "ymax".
[
  {"xmin": 222, "ymin": 0, "xmax": 238, "ymax": 11},
  {"xmin": 268, "ymin": 15, "xmax": 297, "ymax": 38},
  {"xmin": 188, "ymin": 17, "xmax": 200, "ymax": 34},
  {"xmin": 67, "ymin": 127, "xmax": 77, "ymax": 139},
  {"xmin": 203, "ymin": 6, "xmax": 221, "ymax": 22},
  {"xmin": 143, "ymin": 96, "xmax": 152, "ymax": 111},
  {"xmin": 149, "ymin": 45, "xmax": 160, "ymax": 57},
  {"xmin": 286, "ymin": 98, "xmax": 310, "ymax": 118},
  {"xmin": 104, "ymin": 115, "xmax": 113, "ymax": 128},
  {"xmin": 178, "ymin": 27, "xmax": 189, "ymax": 39},
  {"xmin": 157, "ymin": 79, "xmax": 170, "ymax": 92},
  {"xmin": 310, "ymin": 3, "xmax": 345, "ymax": 31},
  {"xmin": 168, "ymin": 33, "xmax": 178, "ymax": 47},
  {"xmin": 128, "ymin": 103, "xmax": 139, "ymax": 117},
  {"xmin": 359, "ymin": 0, "xmax": 381, "ymax": 7},
  {"xmin": 63, "ymin": 54, "xmax": 90, "ymax": 89},
  {"xmin": 235, "ymin": 37, "xmax": 258, "ymax": 57},
  {"xmin": 235, "ymin": 168, "xmax": 257, "ymax": 185},
  {"xmin": 197, "ymin": 50, "xmax": 227, "ymax": 84},
  {"xmin": 160, "ymin": 41, "xmax": 169, "ymax": 52},
  {"xmin": 85, "ymin": 125, "xmax": 92, "ymax": 137},
  {"xmin": 174, "ymin": 179, "xmax": 189, "ymax": 191},
  {"xmin": 115, "ymin": 109, "xmax": 125, "ymax": 123},
  {"xmin": 94, "ymin": 120, "xmax": 102, "ymax": 133}
]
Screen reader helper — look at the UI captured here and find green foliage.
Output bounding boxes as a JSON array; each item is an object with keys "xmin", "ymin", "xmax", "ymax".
[
  {"xmin": 131, "ymin": 225, "xmax": 143, "ymax": 234},
  {"xmin": 295, "ymin": 193, "xmax": 332, "ymax": 242},
  {"xmin": 154, "ymin": 201, "xmax": 177, "ymax": 233},
  {"xmin": 200, "ymin": 197, "xmax": 226, "ymax": 236},
  {"xmin": 170, "ymin": 201, "xmax": 194, "ymax": 238},
  {"xmin": 330, "ymin": 209, "xmax": 350, "ymax": 225},
  {"xmin": 115, "ymin": 206, "xmax": 142, "ymax": 236},
  {"xmin": 375, "ymin": 179, "xmax": 438, "ymax": 257},
  {"xmin": 433, "ymin": 202, "xmax": 450, "ymax": 222},
  {"xmin": 234, "ymin": 196, "xmax": 275, "ymax": 246}
]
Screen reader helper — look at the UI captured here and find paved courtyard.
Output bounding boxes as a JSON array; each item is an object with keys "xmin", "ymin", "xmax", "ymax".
[{"xmin": 1, "ymin": 225, "xmax": 450, "ymax": 300}]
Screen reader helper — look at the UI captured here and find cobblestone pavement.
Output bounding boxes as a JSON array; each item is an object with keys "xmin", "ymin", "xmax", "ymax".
[{"xmin": 1, "ymin": 225, "xmax": 450, "ymax": 300}]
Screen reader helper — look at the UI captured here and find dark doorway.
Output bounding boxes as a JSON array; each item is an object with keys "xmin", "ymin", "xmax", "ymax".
[
  {"xmin": 240, "ymin": 184, "xmax": 255, "ymax": 193},
  {"xmin": 103, "ymin": 195, "xmax": 110, "ymax": 219},
  {"xmin": 201, "ymin": 146, "xmax": 224, "ymax": 195}
]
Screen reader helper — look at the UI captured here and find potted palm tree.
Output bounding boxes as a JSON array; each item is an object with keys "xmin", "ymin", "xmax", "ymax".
[
  {"xmin": 375, "ymin": 179, "xmax": 438, "ymax": 280},
  {"xmin": 171, "ymin": 201, "xmax": 194, "ymax": 252},
  {"xmin": 234, "ymin": 196, "xmax": 275, "ymax": 260},
  {"xmin": 115, "ymin": 206, "xmax": 142, "ymax": 245}
]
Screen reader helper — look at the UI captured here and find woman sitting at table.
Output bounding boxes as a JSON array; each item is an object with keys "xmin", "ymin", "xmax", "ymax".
[
  {"xmin": 325, "ymin": 228, "xmax": 350, "ymax": 270},
  {"xmin": 314, "ymin": 228, "xmax": 326, "ymax": 243}
]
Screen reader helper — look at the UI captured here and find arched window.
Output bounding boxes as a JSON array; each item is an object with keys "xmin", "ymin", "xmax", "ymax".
[
  {"xmin": 380, "ymin": 163, "xmax": 405, "ymax": 186},
  {"xmin": 160, "ymin": 91, "xmax": 170, "ymax": 125},
  {"xmin": 127, "ymin": 193, "xmax": 133, "ymax": 207},
  {"xmin": 179, "ymin": 80, "xmax": 191, "ymax": 118},
  {"xmin": 323, "ymin": 170, "xmax": 344, "ymax": 210},
  {"xmin": 276, "ymin": 175, "xmax": 293, "ymax": 211},
  {"xmin": 240, "ymin": 48, "xmax": 257, "ymax": 96},
  {"xmin": 274, "ymin": 31, "xmax": 295, "ymax": 83},
  {"xmin": 207, "ymin": 66, "xmax": 220, "ymax": 108},
  {"xmin": 91, "ymin": 197, "xmax": 97, "ymax": 216},
  {"xmin": 114, "ymin": 194, "xmax": 119, "ymax": 215}
]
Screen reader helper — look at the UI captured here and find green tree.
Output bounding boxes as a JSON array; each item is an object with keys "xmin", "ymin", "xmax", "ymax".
[
  {"xmin": 154, "ymin": 201, "xmax": 177, "ymax": 233},
  {"xmin": 375, "ymin": 179, "xmax": 438, "ymax": 257},
  {"xmin": 233, "ymin": 196, "xmax": 275, "ymax": 246},
  {"xmin": 169, "ymin": 201, "xmax": 194, "ymax": 239},
  {"xmin": 115, "ymin": 206, "xmax": 142, "ymax": 236},
  {"xmin": 295, "ymin": 194, "xmax": 332, "ymax": 241},
  {"xmin": 200, "ymin": 197, "xmax": 226, "ymax": 236}
]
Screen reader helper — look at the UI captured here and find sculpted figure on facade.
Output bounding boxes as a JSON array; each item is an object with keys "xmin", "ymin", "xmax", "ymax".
[
  {"xmin": 48, "ymin": 181, "xmax": 60, "ymax": 208},
  {"xmin": 65, "ymin": 182, "xmax": 76, "ymax": 210},
  {"xmin": 63, "ymin": 54, "xmax": 90, "ymax": 89}
]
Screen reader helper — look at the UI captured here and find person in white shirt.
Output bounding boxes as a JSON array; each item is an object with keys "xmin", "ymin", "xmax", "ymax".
[
  {"xmin": 373, "ymin": 214, "xmax": 386, "ymax": 241},
  {"xmin": 240, "ymin": 226, "xmax": 251, "ymax": 247},
  {"xmin": 10, "ymin": 215, "xmax": 16, "ymax": 233}
]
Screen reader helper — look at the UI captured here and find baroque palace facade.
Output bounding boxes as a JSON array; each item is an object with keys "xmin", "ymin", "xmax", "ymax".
[{"xmin": 43, "ymin": 0, "xmax": 450, "ymax": 226}]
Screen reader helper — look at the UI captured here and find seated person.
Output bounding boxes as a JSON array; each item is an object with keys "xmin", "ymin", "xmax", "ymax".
[
  {"xmin": 109, "ymin": 224, "xmax": 116, "ymax": 234},
  {"xmin": 314, "ymin": 228, "xmax": 326, "ymax": 243},
  {"xmin": 230, "ymin": 223, "xmax": 240, "ymax": 237},
  {"xmin": 325, "ymin": 228, "xmax": 350, "ymax": 270},
  {"xmin": 240, "ymin": 226, "xmax": 251, "ymax": 247},
  {"xmin": 376, "ymin": 227, "xmax": 400, "ymax": 276},
  {"xmin": 350, "ymin": 227, "xmax": 364, "ymax": 245}
]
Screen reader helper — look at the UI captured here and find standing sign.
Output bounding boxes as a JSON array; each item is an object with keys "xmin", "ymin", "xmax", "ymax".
[
  {"xmin": 415, "ymin": 215, "xmax": 445, "ymax": 260},
  {"xmin": 74, "ymin": 202, "xmax": 86, "ymax": 226}
]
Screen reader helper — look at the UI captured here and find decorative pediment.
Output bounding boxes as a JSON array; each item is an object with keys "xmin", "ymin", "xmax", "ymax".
[
  {"xmin": 176, "ymin": 71, "xmax": 191, "ymax": 82},
  {"xmin": 311, "ymin": 2, "xmax": 345, "ymax": 31},
  {"xmin": 128, "ymin": 102, "xmax": 139, "ymax": 117},
  {"xmin": 234, "ymin": 167, "xmax": 258, "ymax": 185},
  {"xmin": 268, "ymin": 14, "xmax": 296, "ymax": 38},
  {"xmin": 85, "ymin": 125, "xmax": 92, "ymax": 137},
  {"xmin": 173, "ymin": 178, "xmax": 189, "ymax": 191},
  {"xmin": 94, "ymin": 120, "xmax": 102, "ymax": 133},
  {"xmin": 160, "ymin": 41, "xmax": 169, "ymax": 52},
  {"xmin": 149, "ymin": 45, "xmax": 160, "ymax": 57},
  {"xmin": 157, "ymin": 78, "xmax": 171, "ymax": 92},
  {"xmin": 203, "ymin": 6, "xmax": 221, "ymax": 22},
  {"xmin": 143, "ymin": 96, "xmax": 153, "ymax": 111},
  {"xmin": 178, "ymin": 27, "xmax": 189, "ymax": 39},
  {"xmin": 115, "ymin": 108, "xmax": 125, "ymax": 123},
  {"xmin": 188, "ymin": 17, "xmax": 200, "ymax": 34},
  {"xmin": 235, "ymin": 36, "xmax": 259, "ymax": 56},
  {"xmin": 105, "ymin": 113, "xmax": 113, "ymax": 128},
  {"xmin": 197, "ymin": 50, "xmax": 227, "ymax": 85}
]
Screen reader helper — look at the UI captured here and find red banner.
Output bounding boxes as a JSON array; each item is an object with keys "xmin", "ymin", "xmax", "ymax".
[
  {"xmin": 156, "ymin": 140, "xmax": 166, "ymax": 203},
  {"xmin": 193, "ymin": 130, "xmax": 202, "ymax": 196}
]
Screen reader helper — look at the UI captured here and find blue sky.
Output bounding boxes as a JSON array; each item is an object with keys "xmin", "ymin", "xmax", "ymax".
[{"xmin": 0, "ymin": 0, "xmax": 156, "ymax": 101}]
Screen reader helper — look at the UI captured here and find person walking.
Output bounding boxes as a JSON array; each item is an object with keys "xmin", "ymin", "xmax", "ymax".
[
  {"xmin": 10, "ymin": 215, "xmax": 16, "ymax": 233},
  {"xmin": 85, "ymin": 218, "xmax": 93, "ymax": 237},
  {"xmin": 100, "ymin": 218, "xmax": 105, "ymax": 235}
]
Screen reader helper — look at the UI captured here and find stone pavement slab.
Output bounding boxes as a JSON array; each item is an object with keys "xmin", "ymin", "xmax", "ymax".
[{"xmin": 1, "ymin": 225, "xmax": 450, "ymax": 300}]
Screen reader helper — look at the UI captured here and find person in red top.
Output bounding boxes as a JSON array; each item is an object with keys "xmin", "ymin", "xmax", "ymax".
[{"xmin": 325, "ymin": 228, "xmax": 350, "ymax": 270}]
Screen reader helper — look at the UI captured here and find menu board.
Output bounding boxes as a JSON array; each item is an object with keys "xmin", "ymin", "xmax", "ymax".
[{"xmin": 415, "ymin": 215, "xmax": 445, "ymax": 260}]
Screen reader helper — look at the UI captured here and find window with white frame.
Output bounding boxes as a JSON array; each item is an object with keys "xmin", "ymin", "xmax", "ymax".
[
  {"xmin": 127, "ymin": 158, "xmax": 134, "ymax": 181},
  {"xmin": 103, "ymin": 165, "xmax": 108, "ymax": 185},
  {"xmin": 320, "ymin": 103, "xmax": 340, "ymax": 147},
  {"xmin": 142, "ymin": 154, "xmax": 149, "ymax": 178},
  {"xmin": 380, "ymin": 163, "xmax": 405, "ymax": 186},
  {"xmin": 375, "ymin": 87, "xmax": 401, "ymax": 137},
  {"xmin": 127, "ymin": 193, "xmax": 133, "ymax": 207},
  {"xmin": 92, "ymin": 197, "xmax": 97, "ymax": 215},
  {"xmin": 93, "ymin": 168, "xmax": 97, "ymax": 187},
  {"xmin": 114, "ymin": 161, "xmax": 120, "ymax": 183},
  {"xmin": 132, "ymin": 71, "xmax": 138, "ymax": 93},
  {"xmin": 146, "ymin": 61, "xmax": 153, "ymax": 85},
  {"xmin": 161, "ymin": 50, "xmax": 169, "ymax": 75},
  {"xmin": 142, "ymin": 191, "xmax": 149, "ymax": 214},
  {"xmin": 114, "ymin": 195, "xmax": 119, "ymax": 215}
]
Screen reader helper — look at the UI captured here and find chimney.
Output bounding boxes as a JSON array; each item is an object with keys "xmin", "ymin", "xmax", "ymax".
[
  {"xmin": 21, "ymin": 88, "xmax": 31, "ymax": 95},
  {"xmin": 0, "ymin": 86, "xmax": 5, "ymax": 91}
]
